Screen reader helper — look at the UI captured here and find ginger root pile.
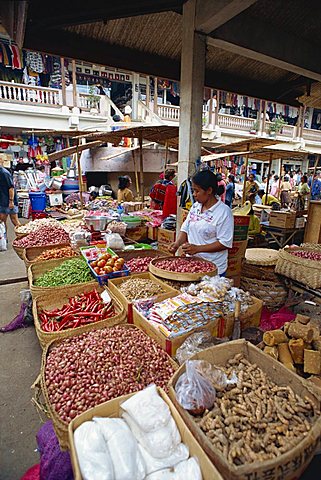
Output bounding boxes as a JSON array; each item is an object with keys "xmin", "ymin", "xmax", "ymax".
[{"xmin": 195, "ymin": 353, "xmax": 318, "ymax": 466}]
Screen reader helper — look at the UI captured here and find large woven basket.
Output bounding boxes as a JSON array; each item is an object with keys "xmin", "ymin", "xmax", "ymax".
[
  {"xmin": 28, "ymin": 256, "xmax": 93, "ymax": 298},
  {"xmin": 240, "ymin": 277, "xmax": 288, "ymax": 311},
  {"xmin": 38, "ymin": 325, "xmax": 178, "ymax": 449},
  {"xmin": 275, "ymin": 247, "xmax": 321, "ymax": 289},
  {"xmin": 12, "ymin": 242, "xmax": 25, "ymax": 260},
  {"xmin": 14, "ymin": 227, "xmax": 28, "ymax": 239},
  {"xmin": 32, "ymin": 284, "xmax": 125, "ymax": 349},
  {"xmin": 241, "ymin": 261, "xmax": 282, "ymax": 283},
  {"xmin": 23, "ymin": 243, "xmax": 73, "ymax": 268}
]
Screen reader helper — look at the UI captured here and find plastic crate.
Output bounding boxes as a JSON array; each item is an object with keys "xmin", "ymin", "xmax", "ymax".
[
  {"xmin": 88, "ymin": 260, "xmax": 129, "ymax": 286},
  {"xmin": 31, "ymin": 210, "xmax": 48, "ymax": 220}
]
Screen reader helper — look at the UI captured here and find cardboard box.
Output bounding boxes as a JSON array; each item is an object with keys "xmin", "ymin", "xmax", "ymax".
[
  {"xmin": 48, "ymin": 192, "xmax": 63, "ymax": 206},
  {"xmin": 158, "ymin": 242, "xmax": 172, "ymax": 255},
  {"xmin": 295, "ymin": 216, "xmax": 306, "ymax": 228},
  {"xmin": 157, "ymin": 228, "xmax": 176, "ymax": 245},
  {"xmin": 125, "ymin": 226, "xmax": 148, "ymax": 242},
  {"xmin": 269, "ymin": 211, "xmax": 296, "ymax": 229},
  {"xmin": 227, "ymin": 240, "xmax": 248, "ymax": 277},
  {"xmin": 147, "ymin": 225, "xmax": 158, "ymax": 241},
  {"xmin": 68, "ymin": 388, "xmax": 223, "ymax": 480},
  {"xmin": 169, "ymin": 339, "xmax": 321, "ymax": 480}
]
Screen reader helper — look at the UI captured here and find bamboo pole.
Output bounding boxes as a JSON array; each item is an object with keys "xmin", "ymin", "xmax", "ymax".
[
  {"xmin": 261, "ymin": 101, "xmax": 267, "ymax": 135},
  {"xmin": 76, "ymin": 139, "xmax": 84, "ymax": 208},
  {"xmin": 153, "ymin": 77, "xmax": 158, "ymax": 114},
  {"xmin": 265, "ymin": 152, "xmax": 273, "ymax": 205},
  {"xmin": 60, "ymin": 58, "xmax": 66, "ymax": 106},
  {"xmin": 310, "ymin": 154, "xmax": 320, "ymax": 201},
  {"xmin": 131, "ymin": 149, "xmax": 140, "ymax": 196},
  {"xmin": 208, "ymin": 88, "xmax": 213, "ymax": 126},
  {"xmin": 139, "ymin": 133, "xmax": 144, "ymax": 201},
  {"xmin": 165, "ymin": 141, "xmax": 169, "ymax": 175},
  {"xmin": 72, "ymin": 59, "xmax": 77, "ymax": 108},
  {"xmin": 278, "ymin": 158, "xmax": 283, "ymax": 199},
  {"xmin": 242, "ymin": 143, "xmax": 251, "ymax": 205}
]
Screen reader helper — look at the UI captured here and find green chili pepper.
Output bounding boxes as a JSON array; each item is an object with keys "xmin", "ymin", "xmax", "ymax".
[{"xmin": 35, "ymin": 258, "xmax": 92, "ymax": 287}]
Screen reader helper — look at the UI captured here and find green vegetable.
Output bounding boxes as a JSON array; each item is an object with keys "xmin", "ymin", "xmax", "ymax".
[{"xmin": 35, "ymin": 258, "xmax": 93, "ymax": 287}]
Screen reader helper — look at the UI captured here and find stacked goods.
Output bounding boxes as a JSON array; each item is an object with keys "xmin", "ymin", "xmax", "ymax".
[
  {"xmin": 39, "ymin": 289, "xmax": 115, "ymax": 333},
  {"xmin": 13, "ymin": 226, "xmax": 70, "ymax": 248},
  {"xmin": 42, "ymin": 326, "xmax": 176, "ymax": 446},
  {"xmin": 169, "ymin": 340, "xmax": 321, "ymax": 480},
  {"xmin": 15, "ymin": 218, "xmax": 60, "ymax": 236},
  {"xmin": 119, "ymin": 277, "xmax": 165, "ymax": 301},
  {"xmin": 275, "ymin": 246, "xmax": 321, "ymax": 289},
  {"xmin": 261, "ymin": 314, "xmax": 321, "ymax": 377},
  {"xmin": 34, "ymin": 258, "xmax": 92, "ymax": 287},
  {"xmin": 69, "ymin": 385, "xmax": 219, "ymax": 480},
  {"xmin": 34, "ymin": 246, "xmax": 77, "ymax": 262}
]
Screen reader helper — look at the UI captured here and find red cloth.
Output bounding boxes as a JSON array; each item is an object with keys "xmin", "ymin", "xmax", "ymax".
[
  {"xmin": 162, "ymin": 184, "xmax": 177, "ymax": 217},
  {"xmin": 20, "ymin": 464, "xmax": 40, "ymax": 480}
]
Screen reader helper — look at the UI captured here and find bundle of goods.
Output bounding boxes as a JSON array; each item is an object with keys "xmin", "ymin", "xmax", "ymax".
[
  {"xmin": 15, "ymin": 217, "xmax": 60, "ymax": 236},
  {"xmin": 60, "ymin": 219, "xmax": 86, "ymax": 235},
  {"xmin": 260, "ymin": 314, "xmax": 321, "ymax": 378},
  {"xmin": 34, "ymin": 246, "xmax": 77, "ymax": 262},
  {"xmin": 42, "ymin": 326, "xmax": 177, "ymax": 447},
  {"xmin": 275, "ymin": 245, "xmax": 321, "ymax": 289},
  {"xmin": 39, "ymin": 289, "xmax": 115, "ymax": 333},
  {"xmin": 150, "ymin": 257, "xmax": 217, "ymax": 281},
  {"xmin": 70, "ymin": 385, "xmax": 210, "ymax": 480},
  {"xmin": 107, "ymin": 220, "xmax": 127, "ymax": 236},
  {"xmin": 241, "ymin": 248, "xmax": 288, "ymax": 311},
  {"xmin": 13, "ymin": 226, "xmax": 70, "ymax": 249},
  {"xmin": 34, "ymin": 258, "xmax": 92, "ymax": 287},
  {"xmin": 119, "ymin": 277, "xmax": 165, "ymax": 302},
  {"xmin": 169, "ymin": 340, "xmax": 321, "ymax": 480}
]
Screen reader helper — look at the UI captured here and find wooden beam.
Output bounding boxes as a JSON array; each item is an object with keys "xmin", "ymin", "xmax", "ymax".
[
  {"xmin": 265, "ymin": 153, "xmax": 273, "ymax": 205},
  {"xmin": 196, "ymin": 0, "xmax": 256, "ymax": 34},
  {"xmin": 71, "ymin": 59, "xmax": 77, "ymax": 108},
  {"xmin": 138, "ymin": 134, "xmax": 144, "ymax": 201},
  {"xmin": 208, "ymin": 15, "xmax": 321, "ymax": 82},
  {"xmin": 242, "ymin": 143, "xmax": 250, "ymax": 205},
  {"xmin": 48, "ymin": 140, "xmax": 103, "ymax": 162},
  {"xmin": 60, "ymin": 57, "xmax": 66, "ymax": 106}
]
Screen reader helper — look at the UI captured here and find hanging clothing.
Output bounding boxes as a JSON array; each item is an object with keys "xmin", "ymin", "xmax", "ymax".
[{"xmin": 26, "ymin": 51, "xmax": 44, "ymax": 73}]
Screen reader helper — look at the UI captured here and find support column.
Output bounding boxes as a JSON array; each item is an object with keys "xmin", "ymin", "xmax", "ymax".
[
  {"xmin": 153, "ymin": 77, "xmax": 158, "ymax": 114},
  {"xmin": 60, "ymin": 57, "xmax": 66, "ymax": 106},
  {"xmin": 208, "ymin": 88, "xmax": 214, "ymax": 127},
  {"xmin": 177, "ymin": 0, "xmax": 206, "ymax": 192},
  {"xmin": 71, "ymin": 59, "xmax": 77, "ymax": 108},
  {"xmin": 214, "ymin": 90, "xmax": 220, "ymax": 128},
  {"xmin": 132, "ymin": 72, "xmax": 139, "ymax": 120},
  {"xmin": 261, "ymin": 100, "xmax": 267, "ymax": 136},
  {"xmin": 146, "ymin": 75, "xmax": 150, "ymax": 108}
]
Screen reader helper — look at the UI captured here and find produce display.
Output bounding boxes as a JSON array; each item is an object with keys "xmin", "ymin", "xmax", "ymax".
[
  {"xmin": 34, "ymin": 258, "xmax": 92, "ymax": 287},
  {"xmin": 154, "ymin": 257, "xmax": 215, "ymax": 274},
  {"xmin": 13, "ymin": 226, "xmax": 70, "ymax": 248},
  {"xmin": 119, "ymin": 277, "xmax": 165, "ymax": 301},
  {"xmin": 73, "ymin": 385, "xmax": 202, "ymax": 480},
  {"xmin": 60, "ymin": 219, "xmax": 86, "ymax": 235},
  {"xmin": 187, "ymin": 354, "xmax": 319, "ymax": 465},
  {"xmin": 289, "ymin": 249, "xmax": 321, "ymax": 261},
  {"xmin": 261, "ymin": 314, "xmax": 321, "ymax": 376},
  {"xmin": 126, "ymin": 256, "xmax": 161, "ymax": 273},
  {"xmin": 90, "ymin": 252, "xmax": 126, "ymax": 276},
  {"xmin": 15, "ymin": 218, "xmax": 60, "ymax": 234},
  {"xmin": 39, "ymin": 289, "xmax": 115, "ymax": 332},
  {"xmin": 35, "ymin": 246, "xmax": 78, "ymax": 262},
  {"xmin": 45, "ymin": 326, "xmax": 176, "ymax": 422}
]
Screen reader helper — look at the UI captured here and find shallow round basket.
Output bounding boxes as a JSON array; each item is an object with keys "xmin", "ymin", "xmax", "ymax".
[
  {"xmin": 149, "ymin": 256, "xmax": 217, "ymax": 281},
  {"xmin": 245, "ymin": 248, "xmax": 279, "ymax": 266}
]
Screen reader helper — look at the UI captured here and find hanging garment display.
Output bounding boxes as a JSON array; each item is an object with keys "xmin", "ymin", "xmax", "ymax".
[{"xmin": 26, "ymin": 51, "xmax": 44, "ymax": 73}]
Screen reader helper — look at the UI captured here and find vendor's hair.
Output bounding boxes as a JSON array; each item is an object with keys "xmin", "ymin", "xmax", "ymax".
[
  {"xmin": 228, "ymin": 174, "xmax": 235, "ymax": 183},
  {"xmin": 164, "ymin": 169, "xmax": 176, "ymax": 180},
  {"xmin": 118, "ymin": 176, "xmax": 130, "ymax": 190},
  {"xmin": 192, "ymin": 170, "xmax": 225, "ymax": 196},
  {"xmin": 302, "ymin": 175, "xmax": 308, "ymax": 183},
  {"xmin": 258, "ymin": 189, "xmax": 265, "ymax": 196}
]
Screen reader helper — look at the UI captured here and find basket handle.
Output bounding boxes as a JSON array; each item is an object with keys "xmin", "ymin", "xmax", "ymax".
[{"xmin": 31, "ymin": 374, "xmax": 49, "ymax": 417}]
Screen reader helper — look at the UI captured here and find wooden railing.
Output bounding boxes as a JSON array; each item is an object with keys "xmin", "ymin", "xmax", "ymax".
[
  {"xmin": 0, "ymin": 81, "xmax": 61, "ymax": 106},
  {"xmin": 138, "ymin": 100, "xmax": 163, "ymax": 124},
  {"xmin": 302, "ymin": 128, "xmax": 321, "ymax": 142},
  {"xmin": 157, "ymin": 104, "xmax": 180, "ymax": 121},
  {"xmin": 218, "ymin": 113, "xmax": 256, "ymax": 131}
]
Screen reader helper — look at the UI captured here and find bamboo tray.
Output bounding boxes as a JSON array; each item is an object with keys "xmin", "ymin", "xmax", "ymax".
[
  {"xmin": 245, "ymin": 248, "xmax": 279, "ymax": 266},
  {"xmin": 149, "ymin": 256, "xmax": 217, "ymax": 281}
]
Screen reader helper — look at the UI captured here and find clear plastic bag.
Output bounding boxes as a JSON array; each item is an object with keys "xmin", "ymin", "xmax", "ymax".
[
  {"xmin": 104, "ymin": 232, "xmax": 125, "ymax": 250},
  {"xmin": 175, "ymin": 361, "xmax": 216, "ymax": 415},
  {"xmin": 192, "ymin": 360, "xmax": 237, "ymax": 392},
  {"xmin": 0, "ymin": 221, "xmax": 7, "ymax": 251},
  {"xmin": 175, "ymin": 329, "xmax": 229, "ymax": 365}
]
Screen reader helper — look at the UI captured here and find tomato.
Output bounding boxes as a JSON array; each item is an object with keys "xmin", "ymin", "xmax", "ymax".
[
  {"xmin": 94, "ymin": 267, "xmax": 100, "ymax": 274},
  {"xmin": 104, "ymin": 266, "xmax": 113, "ymax": 273},
  {"xmin": 113, "ymin": 266, "xmax": 120, "ymax": 272},
  {"xmin": 117, "ymin": 258, "xmax": 125, "ymax": 265},
  {"xmin": 91, "ymin": 261, "xmax": 97, "ymax": 268},
  {"xmin": 107, "ymin": 259, "xmax": 115, "ymax": 267},
  {"xmin": 97, "ymin": 259, "xmax": 106, "ymax": 268}
]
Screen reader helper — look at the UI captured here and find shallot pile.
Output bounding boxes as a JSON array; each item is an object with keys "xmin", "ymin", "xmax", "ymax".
[
  {"xmin": 13, "ymin": 226, "xmax": 70, "ymax": 248},
  {"xmin": 45, "ymin": 326, "xmax": 176, "ymax": 422},
  {"xmin": 126, "ymin": 256, "xmax": 160, "ymax": 273},
  {"xmin": 155, "ymin": 257, "xmax": 215, "ymax": 273},
  {"xmin": 289, "ymin": 250, "xmax": 321, "ymax": 261}
]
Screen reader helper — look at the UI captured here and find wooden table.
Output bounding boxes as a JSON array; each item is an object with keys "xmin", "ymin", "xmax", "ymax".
[{"xmin": 261, "ymin": 223, "xmax": 305, "ymax": 248}]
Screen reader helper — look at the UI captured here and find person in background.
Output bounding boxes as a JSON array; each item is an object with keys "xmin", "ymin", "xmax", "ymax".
[
  {"xmin": 89, "ymin": 191, "xmax": 99, "ymax": 202},
  {"xmin": 280, "ymin": 175, "xmax": 292, "ymax": 207},
  {"xmin": 169, "ymin": 170, "xmax": 234, "ymax": 277},
  {"xmin": 217, "ymin": 173, "xmax": 226, "ymax": 203},
  {"xmin": 244, "ymin": 173, "xmax": 259, "ymax": 202},
  {"xmin": 257, "ymin": 189, "xmax": 280, "ymax": 207},
  {"xmin": 225, "ymin": 174, "xmax": 235, "ymax": 208},
  {"xmin": 289, "ymin": 172, "xmax": 295, "ymax": 190},
  {"xmin": 150, "ymin": 169, "xmax": 176, "ymax": 210},
  {"xmin": 270, "ymin": 175, "xmax": 280, "ymax": 197},
  {"xmin": 0, "ymin": 157, "xmax": 21, "ymax": 230},
  {"xmin": 117, "ymin": 175, "xmax": 134, "ymax": 202},
  {"xmin": 36, "ymin": 165, "xmax": 46, "ymax": 183},
  {"xmin": 248, "ymin": 208, "xmax": 261, "ymax": 236},
  {"xmin": 311, "ymin": 171, "xmax": 321, "ymax": 200}
]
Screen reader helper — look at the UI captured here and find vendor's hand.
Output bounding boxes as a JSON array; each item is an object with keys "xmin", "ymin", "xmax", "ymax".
[
  {"xmin": 169, "ymin": 242, "xmax": 178, "ymax": 254},
  {"xmin": 9, "ymin": 200, "xmax": 14, "ymax": 209},
  {"xmin": 181, "ymin": 242, "xmax": 199, "ymax": 255}
]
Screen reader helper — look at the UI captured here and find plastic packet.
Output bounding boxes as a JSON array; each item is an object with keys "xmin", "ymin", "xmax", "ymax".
[
  {"xmin": 105, "ymin": 232, "xmax": 125, "ymax": 250},
  {"xmin": 139, "ymin": 443, "xmax": 189, "ymax": 476},
  {"xmin": 121, "ymin": 384, "xmax": 171, "ymax": 433},
  {"xmin": 0, "ymin": 221, "xmax": 7, "ymax": 251},
  {"xmin": 174, "ymin": 457, "xmax": 202, "ymax": 480},
  {"xmin": 192, "ymin": 360, "xmax": 237, "ymax": 391},
  {"xmin": 133, "ymin": 297, "xmax": 156, "ymax": 318},
  {"xmin": 175, "ymin": 329, "xmax": 229, "ymax": 365},
  {"xmin": 175, "ymin": 361, "xmax": 216, "ymax": 415}
]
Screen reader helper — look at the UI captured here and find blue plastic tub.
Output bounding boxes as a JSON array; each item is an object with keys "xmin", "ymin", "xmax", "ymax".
[{"xmin": 29, "ymin": 192, "xmax": 46, "ymax": 211}]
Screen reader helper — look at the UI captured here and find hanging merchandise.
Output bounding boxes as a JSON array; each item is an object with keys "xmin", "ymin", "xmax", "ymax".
[{"xmin": 26, "ymin": 51, "xmax": 44, "ymax": 73}]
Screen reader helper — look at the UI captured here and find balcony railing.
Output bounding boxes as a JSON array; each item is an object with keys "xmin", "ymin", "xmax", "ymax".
[
  {"xmin": 0, "ymin": 81, "xmax": 61, "ymax": 106},
  {"xmin": 157, "ymin": 104, "xmax": 180, "ymax": 121},
  {"xmin": 218, "ymin": 113, "xmax": 256, "ymax": 131}
]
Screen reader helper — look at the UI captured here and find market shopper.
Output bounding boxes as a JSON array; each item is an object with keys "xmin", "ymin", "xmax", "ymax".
[
  {"xmin": 117, "ymin": 175, "xmax": 134, "ymax": 202},
  {"xmin": 0, "ymin": 158, "xmax": 21, "ymax": 229},
  {"xmin": 244, "ymin": 173, "xmax": 259, "ymax": 202},
  {"xmin": 169, "ymin": 170, "xmax": 234, "ymax": 276},
  {"xmin": 257, "ymin": 189, "xmax": 280, "ymax": 207},
  {"xmin": 150, "ymin": 169, "xmax": 176, "ymax": 210},
  {"xmin": 225, "ymin": 174, "xmax": 235, "ymax": 208}
]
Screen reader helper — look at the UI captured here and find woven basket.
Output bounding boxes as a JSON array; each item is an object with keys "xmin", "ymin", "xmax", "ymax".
[
  {"xmin": 275, "ymin": 247, "xmax": 321, "ymax": 289},
  {"xmin": 28, "ymin": 256, "xmax": 93, "ymax": 298},
  {"xmin": 302, "ymin": 243, "xmax": 321, "ymax": 251},
  {"xmin": 23, "ymin": 243, "xmax": 73, "ymax": 268},
  {"xmin": 241, "ymin": 261, "xmax": 281, "ymax": 283},
  {"xmin": 14, "ymin": 227, "xmax": 28, "ymax": 239},
  {"xmin": 39, "ymin": 325, "xmax": 178, "ymax": 449},
  {"xmin": 32, "ymin": 285, "xmax": 126, "ymax": 349},
  {"xmin": 240, "ymin": 277, "xmax": 288, "ymax": 311},
  {"xmin": 245, "ymin": 248, "xmax": 279, "ymax": 266},
  {"xmin": 12, "ymin": 242, "xmax": 25, "ymax": 260}
]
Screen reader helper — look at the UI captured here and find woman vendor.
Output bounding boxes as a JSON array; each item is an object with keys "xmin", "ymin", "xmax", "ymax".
[
  {"xmin": 117, "ymin": 175, "xmax": 134, "ymax": 202},
  {"xmin": 169, "ymin": 170, "xmax": 234, "ymax": 276}
]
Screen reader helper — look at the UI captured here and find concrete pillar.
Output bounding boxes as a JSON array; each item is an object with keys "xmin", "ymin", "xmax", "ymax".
[
  {"xmin": 153, "ymin": 77, "xmax": 158, "ymax": 114},
  {"xmin": 146, "ymin": 75, "xmax": 150, "ymax": 108},
  {"xmin": 177, "ymin": 0, "xmax": 206, "ymax": 191},
  {"xmin": 132, "ymin": 72, "xmax": 139, "ymax": 120}
]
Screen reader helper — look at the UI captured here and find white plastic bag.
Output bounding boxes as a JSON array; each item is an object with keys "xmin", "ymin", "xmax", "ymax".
[
  {"xmin": 139, "ymin": 443, "xmax": 189, "ymax": 475},
  {"xmin": 121, "ymin": 384, "xmax": 171, "ymax": 432},
  {"xmin": 93, "ymin": 417, "xmax": 145, "ymax": 480},
  {"xmin": 123, "ymin": 412, "xmax": 181, "ymax": 459},
  {"xmin": 0, "ymin": 222, "xmax": 7, "ymax": 251},
  {"xmin": 174, "ymin": 457, "xmax": 202, "ymax": 479},
  {"xmin": 146, "ymin": 470, "xmax": 175, "ymax": 480},
  {"xmin": 105, "ymin": 232, "xmax": 125, "ymax": 250},
  {"xmin": 74, "ymin": 421, "xmax": 114, "ymax": 480}
]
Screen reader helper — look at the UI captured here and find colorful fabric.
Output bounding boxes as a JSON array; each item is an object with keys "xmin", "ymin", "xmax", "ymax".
[{"xmin": 26, "ymin": 51, "xmax": 44, "ymax": 73}]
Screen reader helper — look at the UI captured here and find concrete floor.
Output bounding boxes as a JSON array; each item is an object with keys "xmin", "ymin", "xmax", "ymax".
[{"xmin": 0, "ymin": 221, "xmax": 320, "ymax": 479}]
